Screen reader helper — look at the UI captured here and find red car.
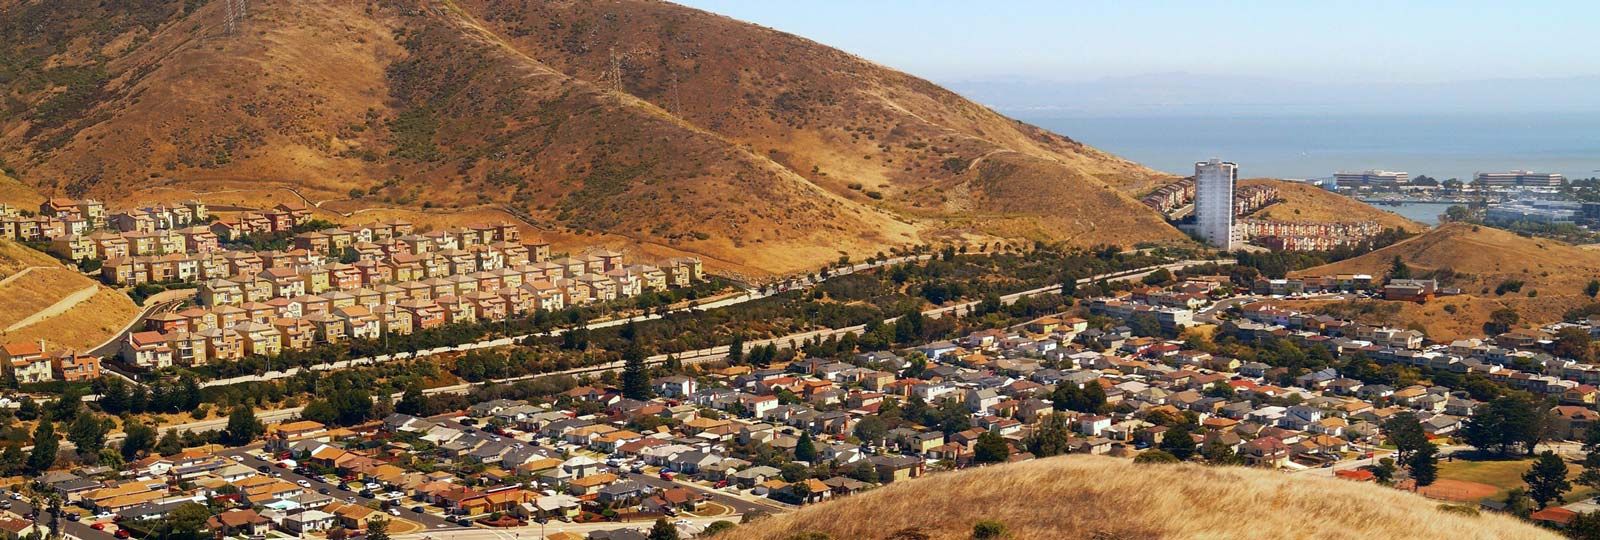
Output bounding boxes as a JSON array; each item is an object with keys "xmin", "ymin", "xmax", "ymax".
[
  {"xmin": 91, "ymin": 523, "xmax": 106, "ymax": 531},
  {"xmin": 659, "ymin": 472, "xmax": 675, "ymax": 481},
  {"xmin": 115, "ymin": 530, "xmax": 131, "ymax": 539}
]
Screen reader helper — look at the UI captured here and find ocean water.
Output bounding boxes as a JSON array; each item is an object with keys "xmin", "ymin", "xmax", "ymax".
[{"xmin": 1025, "ymin": 112, "xmax": 1600, "ymax": 182}]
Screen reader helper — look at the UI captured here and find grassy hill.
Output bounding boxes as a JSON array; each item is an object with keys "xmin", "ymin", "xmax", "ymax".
[
  {"xmin": 0, "ymin": 0, "xmax": 1187, "ymax": 276},
  {"xmin": 723, "ymin": 456, "xmax": 1552, "ymax": 540},
  {"xmin": 1243, "ymin": 179, "xmax": 1422, "ymax": 231},
  {"xmin": 0, "ymin": 240, "xmax": 139, "ymax": 351},
  {"xmin": 1289, "ymin": 222, "xmax": 1600, "ymax": 340}
]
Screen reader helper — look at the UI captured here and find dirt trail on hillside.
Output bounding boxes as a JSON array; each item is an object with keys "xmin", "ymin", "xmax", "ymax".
[{"xmin": 4, "ymin": 285, "xmax": 98, "ymax": 332}]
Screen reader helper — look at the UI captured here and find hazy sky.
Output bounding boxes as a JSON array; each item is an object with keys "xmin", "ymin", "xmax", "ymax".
[{"xmin": 673, "ymin": 1, "xmax": 1599, "ymax": 84}]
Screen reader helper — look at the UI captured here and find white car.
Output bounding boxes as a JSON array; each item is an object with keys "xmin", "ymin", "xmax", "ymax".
[
  {"xmin": 296, "ymin": 480, "xmax": 311, "ymax": 488},
  {"xmin": 388, "ymin": 508, "xmax": 402, "ymax": 516},
  {"xmin": 231, "ymin": 455, "xmax": 245, "ymax": 462}
]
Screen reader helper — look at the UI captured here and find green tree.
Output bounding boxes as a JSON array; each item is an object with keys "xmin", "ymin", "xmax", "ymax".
[
  {"xmin": 727, "ymin": 335, "xmax": 745, "ymax": 365},
  {"xmin": 366, "ymin": 517, "xmax": 390, "ymax": 540},
  {"xmin": 27, "ymin": 421, "xmax": 57, "ymax": 473},
  {"xmin": 852, "ymin": 416, "xmax": 889, "ymax": 444},
  {"xmin": 649, "ymin": 517, "xmax": 681, "ymax": 540},
  {"xmin": 1389, "ymin": 255, "xmax": 1412, "ymax": 280},
  {"xmin": 156, "ymin": 429, "xmax": 184, "ymax": 456},
  {"xmin": 1372, "ymin": 458, "xmax": 1397, "ymax": 485},
  {"xmin": 1200, "ymin": 439, "xmax": 1243, "ymax": 466},
  {"xmin": 1578, "ymin": 423, "xmax": 1600, "ymax": 492},
  {"xmin": 1523, "ymin": 451, "xmax": 1572, "ymax": 509},
  {"xmin": 794, "ymin": 431, "xmax": 818, "ymax": 463},
  {"xmin": 621, "ymin": 346, "xmax": 653, "ymax": 400},
  {"xmin": 1483, "ymin": 308, "xmax": 1520, "ymax": 335},
  {"xmin": 1023, "ymin": 414, "xmax": 1072, "ymax": 458},
  {"xmin": 1587, "ymin": 279, "xmax": 1600, "ymax": 299},
  {"xmin": 1462, "ymin": 395, "xmax": 1544, "ymax": 456},
  {"xmin": 1382, "ymin": 412, "xmax": 1428, "ymax": 463},
  {"xmin": 1405, "ymin": 442, "xmax": 1439, "ymax": 488},
  {"xmin": 66, "ymin": 413, "xmax": 108, "ymax": 457},
  {"xmin": 1160, "ymin": 422, "xmax": 1197, "ymax": 461},
  {"xmin": 1503, "ymin": 487, "xmax": 1534, "ymax": 518},
  {"xmin": 121, "ymin": 421, "xmax": 157, "ymax": 460},
  {"xmin": 146, "ymin": 502, "xmax": 211, "ymax": 540},
  {"xmin": 972, "ymin": 432, "xmax": 1010, "ymax": 464},
  {"xmin": 224, "ymin": 405, "xmax": 265, "ymax": 446},
  {"xmin": 396, "ymin": 384, "xmax": 427, "ymax": 416}
]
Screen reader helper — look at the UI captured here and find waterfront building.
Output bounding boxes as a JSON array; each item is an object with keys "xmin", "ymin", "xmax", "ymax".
[
  {"xmin": 1195, "ymin": 159, "xmax": 1239, "ymax": 251},
  {"xmin": 1332, "ymin": 170, "xmax": 1409, "ymax": 188},
  {"xmin": 1474, "ymin": 170, "xmax": 1564, "ymax": 189}
]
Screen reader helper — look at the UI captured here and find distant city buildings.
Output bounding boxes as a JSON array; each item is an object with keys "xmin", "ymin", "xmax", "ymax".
[
  {"xmin": 1485, "ymin": 198, "xmax": 1580, "ymax": 224},
  {"xmin": 1332, "ymin": 170, "xmax": 1409, "ymax": 189},
  {"xmin": 1474, "ymin": 170, "xmax": 1565, "ymax": 189},
  {"xmin": 1194, "ymin": 158, "xmax": 1239, "ymax": 251}
]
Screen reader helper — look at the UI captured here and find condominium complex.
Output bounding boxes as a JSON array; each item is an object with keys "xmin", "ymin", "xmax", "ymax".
[
  {"xmin": 1331, "ymin": 170, "xmax": 1409, "ymax": 189},
  {"xmin": 1474, "ymin": 170, "xmax": 1565, "ymax": 189},
  {"xmin": 1194, "ymin": 158, "xmax": 1239, "ymax": 251}
]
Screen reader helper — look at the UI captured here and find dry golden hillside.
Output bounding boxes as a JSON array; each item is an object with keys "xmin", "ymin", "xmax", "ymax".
[
  {"xmin": 1290, "ymin": 223, "xmax": 1600, "ymax": 340},
  {"xmin": 1243, "ymin": 178, "xmax": 1422, "ymax": 231},
  {"xmin": 0, "ymin": 0, "xmax": 1186, "ymax": 277},
  {"xmin": 725, "ymin": 456, "xmax": 1552, "ymax": 540},
  {"xmin": 0, "ymin": 240, "xmax": 139, "ymax": 351}
]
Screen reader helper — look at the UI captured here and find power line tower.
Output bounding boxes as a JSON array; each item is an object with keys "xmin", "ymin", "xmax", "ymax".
[
  {"xmin": 224, "ymin": 0, "xmax": 249, "ymax": 35},
  {"xmin": 607, "ymin": 47, "xmax": 625, "ymax": 92}
]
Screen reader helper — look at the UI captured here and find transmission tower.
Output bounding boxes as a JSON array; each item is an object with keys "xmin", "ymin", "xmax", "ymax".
[{"xmin": 224, "ymin": 0, "xmax": 249, "ymax": 35}]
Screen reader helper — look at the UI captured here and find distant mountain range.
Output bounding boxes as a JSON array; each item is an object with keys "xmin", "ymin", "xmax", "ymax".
[{"xmin": 942, "ymin": 73, "xmax": 1600, "ymax": 116}]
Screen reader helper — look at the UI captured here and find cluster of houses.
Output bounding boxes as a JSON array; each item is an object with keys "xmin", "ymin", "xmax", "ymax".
[
  {"xmin": 37, "ymin": 440, "xmax": 407, "ymax": 537},
  {"xmin": 1138, "ymin": 180, "xmax": 1278, "ymax": 220},
  {"xmin": 1237, "ymin": 219, "xmax": 1387, "ymax": 252},
  {"xmin": 119, "ymin": 237, "xmax": 703, "ymax": 368},
  {"xmin": 1141, "ymin": 178, "xmax": 1195, "ymax": 216},
  {"xmin": 0, "ymin": 339, "xmax": 101, "ymax": 385},
  {"xmin": 1229, "ymin": 302, "xmax": 1600, "ymax": 405}
]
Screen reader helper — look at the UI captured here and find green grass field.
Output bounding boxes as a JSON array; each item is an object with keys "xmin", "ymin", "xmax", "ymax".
[{"xmin": 1436, "ymin": 457, "xmax": 1596, "ymax": 503}]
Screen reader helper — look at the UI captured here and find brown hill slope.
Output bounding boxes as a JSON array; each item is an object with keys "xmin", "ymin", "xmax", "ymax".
[
  {"xmin": 0, "ymin": 0, "xmax": 1184, "ymax": 276},
  {"xmin": 1289, "ymin": 223, "xmax": 1600, "ymax": 340},
  {"xmin": 724, "ymin": 456, "xmax": 1550, "ymax": 540},
  {"xmin": 1243, "ymin": 179, "xmax": 1422, "ymax": 231},
  {"xmin": 0, "ymin": 240, "xmax": 139, "ymax": 351}
]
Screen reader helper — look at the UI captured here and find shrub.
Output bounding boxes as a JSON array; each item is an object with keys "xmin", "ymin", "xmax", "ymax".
[{"xmin": 972, "ymin": 520, "xmax": 1007, "ymax": 539}]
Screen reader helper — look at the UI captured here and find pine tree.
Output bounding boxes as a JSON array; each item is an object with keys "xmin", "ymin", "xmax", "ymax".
[
  {"xmin": 366, "ymin": 518, "xmax": 391, "ymax": 540},
  {"xmin": 1405, "ymin": 443, "xmax": 1439, "ymax": 488},
  {"xmin": 224, "ymin": 405, "xmax": 264, "ymax": 446},
  {"xmin": 794, "ymin": 431, "xmax": 817, "ymax": 463},
  {"xmin": 1524, "ymin": 451, "xmax": 1572, "ymax": 508},
  {"xmin": 649, "ymin": 517, "xmax": 681, "ymax": 540},
  {"xmin": 27, "ymin": 420, "xmax": 58, "ymax": 473},
  {"xmin": 396, "ymin": 384, "xmax": 427, "ymax": 416},
  {"xmin": 973, "ymin": 432, "xmax": 1010, "ymax": 464},
  {"xmin": 621, "ymin": 346, "xmax": 652, "ymax": 400},
  {"xmin": 156, "ymin": 430, "xmax": 183, "ymax": 456},
  {"xmin": 1160, "ymin": 422, "xmax": 1197, "ymax": 461},
  {"xmin": 727, "ymin": 335, "xmax": 745, "ymax": 365},
  {"xmin": 66, "ymin": 413, "xmax": 108, "ymax": 457}
]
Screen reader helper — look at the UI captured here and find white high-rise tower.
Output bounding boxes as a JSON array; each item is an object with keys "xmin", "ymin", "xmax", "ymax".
[{"xmin": 1194, "ymin": 158, "xmax": 1238, "ymax": 251}]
